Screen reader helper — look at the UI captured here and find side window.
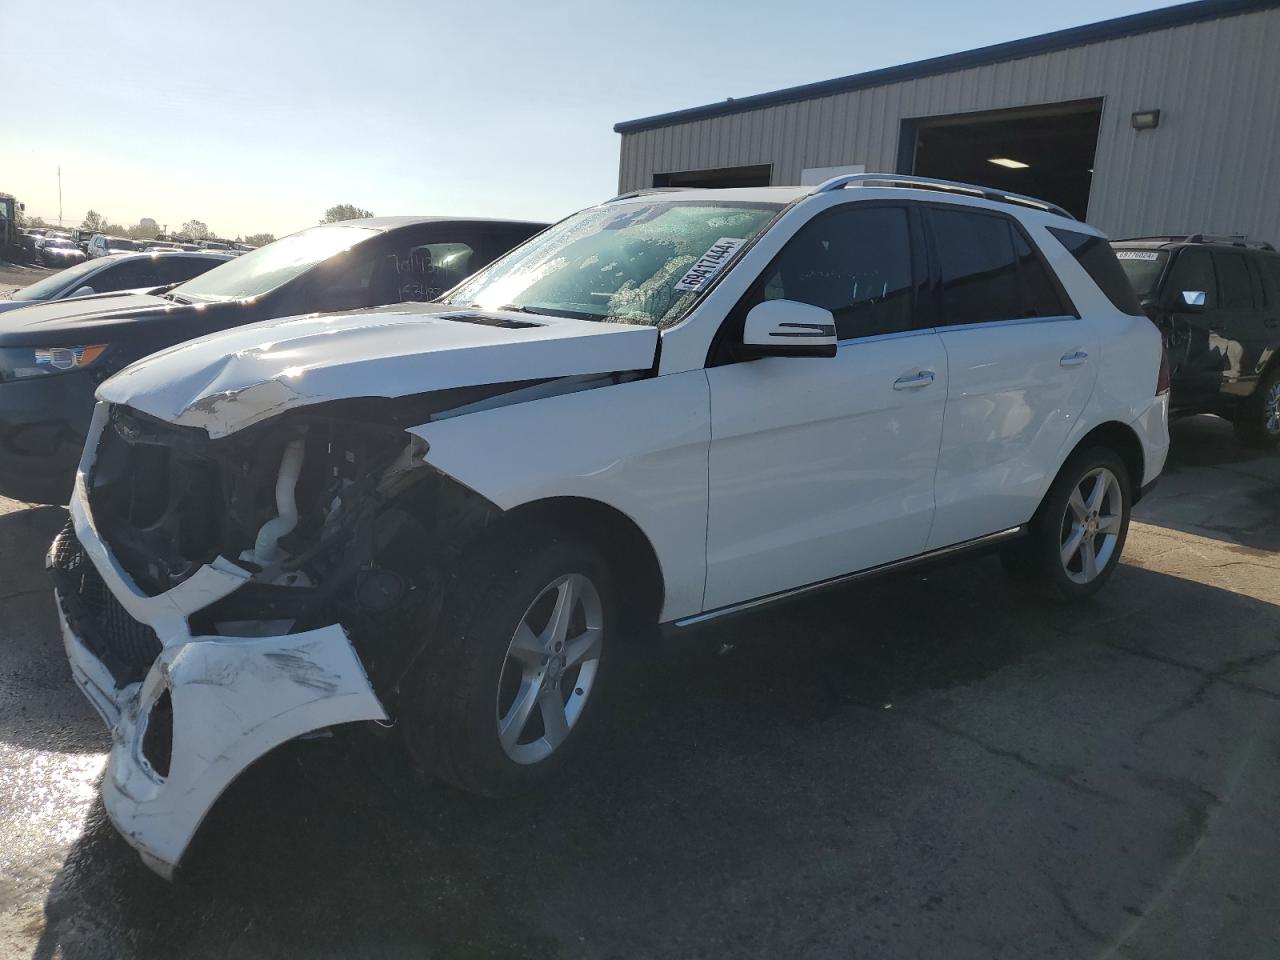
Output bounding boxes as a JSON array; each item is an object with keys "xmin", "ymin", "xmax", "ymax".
[
  {"xmin": 92, "ymin": 261, "xmax": 152, "ymax": 292},
  {"xmin": 756, "ymin": 205, "xmax": 915, "ymax": 341},
  {"xmin": 404, "ymin": 242, "xmax": 476, "ymax": 301},
  {"xmin": 159, "ymin": 256, "xmax": 221, "ymax": 285},
  {"xmin": 1048, "ymin": 227, "xmax": 1143, "ymax": 316},
  {"xmin": 1011, "ymin": 228, "xmax": 1072, "ymax": 317},
  {"xmin": 1213, "ymin": 252, "xmax": 1254, "ymax": 309},
  {"xmin": 1258, "ymin": 255, "xmax": 1280, "ymax": 309},
  {"xmin": 930, "ymin": 208, "xmax": 1022, "ymax": 325},
  {"xmin": 1164, "ymin": 249, "xmax": 1217, "ymax": 309}
]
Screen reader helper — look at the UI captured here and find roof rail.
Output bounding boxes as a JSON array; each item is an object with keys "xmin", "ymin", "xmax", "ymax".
[
  {"xmin": 604, "ymin": 186, "xmax": 697, "ymax": 204},
  {"xmin": 813, "ymin": 173, "xmax": 1076, "ymax": 220},
  {"xmin": 1115, "ymin": 233, "xmax": 1276, "ymax": 252}
]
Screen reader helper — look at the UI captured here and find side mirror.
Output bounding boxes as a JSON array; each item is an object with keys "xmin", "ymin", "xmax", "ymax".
[
  {"xmin": 1178, "ymin": 290, "xmax": 1206, "ymax": 311},
  {"xmin": 69, "ymin": 286, "xmax": 96, "ymax": 297},
  {"xmin": 741, "ymin": 299, "xmax": 837, "ymax": 359}
]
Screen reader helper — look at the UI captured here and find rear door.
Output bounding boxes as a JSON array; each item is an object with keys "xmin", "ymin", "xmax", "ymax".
[
  {"xmin": 926, "ymin": 204, "xmax": 1097, "ymax": 549},
  {"xmin": 1160, "ymin": 247, "xmax": 1220, "ymax": 408},
  {"xmin": 1210, "ymin": 250, "xmax": 1263, "ymax": 399},
  {"xmin": 703, "ymin": 202, "xmax": 947, "ymax": 610}
]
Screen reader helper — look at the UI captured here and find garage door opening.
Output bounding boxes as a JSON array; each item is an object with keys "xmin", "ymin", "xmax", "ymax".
[
  {"xmin": 653, "ymin": 164, "xmax": 772, "ymax": 189},
  {"xmin": 901, "ymin": 99, "xmax": 1102, "ymax": 220}
]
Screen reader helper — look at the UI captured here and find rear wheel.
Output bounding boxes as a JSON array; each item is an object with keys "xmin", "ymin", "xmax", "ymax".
[
  {"xmin": 402, "ymin": 531, "xmax": 614, "ymax": 796},
  {"xmin": 1233, "ymin": 367, "xmax": 1280, "ymax": 448},
  {"xmin": 1001, "ymin": 447, "xmax": 1131, "ymax": 601}
]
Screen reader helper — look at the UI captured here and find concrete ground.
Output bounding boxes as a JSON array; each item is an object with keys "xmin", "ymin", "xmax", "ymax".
[
  {"xmin": 1, "ymin": 415, "xmax": 1277, "ymax": 959},
  {"xmin": 0, "ymin": 261, "xmax": 57, "ymax": 297}
]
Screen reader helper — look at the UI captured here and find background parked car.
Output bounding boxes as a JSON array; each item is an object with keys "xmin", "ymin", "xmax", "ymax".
[
  {"xmin": 86, "ymin": 234, "xmax": 141, "ymax": 258},
  {"xmin": 36, "ymin": 237, "xmax": 87, "ymax": 267},
  {"xmin": 0, "ymin": 251, "xmax": 230, "ymax": 315},
  {"xmin": 0, "ymin": 216, "xmax": 546, "ymax": 503},
  {"xmin": 1112, "ymin": 234, "xmax": 1280, "ymax": 446}
]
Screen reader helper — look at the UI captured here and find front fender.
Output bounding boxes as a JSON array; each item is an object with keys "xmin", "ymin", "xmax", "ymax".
[{"xmin": 409, "ymin": 371, "xmax": 711, "ymax": 621}]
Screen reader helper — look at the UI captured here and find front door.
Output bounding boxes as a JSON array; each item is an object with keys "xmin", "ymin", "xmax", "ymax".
[
  {"xmin": 1162, "ymin": 247, "xmax": 1223, "ymax": 410},
  {"xmin": 703, "ymin": 203, "xmax": 945, "ymax": 611}
]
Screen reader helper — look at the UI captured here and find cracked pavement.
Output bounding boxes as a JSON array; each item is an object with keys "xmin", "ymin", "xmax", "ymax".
[{"xmin": 1, "ymin": 414, "xmax": 1278, "ymax": 958}]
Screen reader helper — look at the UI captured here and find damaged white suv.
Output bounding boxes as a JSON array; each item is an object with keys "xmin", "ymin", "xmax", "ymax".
[{"xmin": 50, "ymin": 175, "xmax": 1169, "ymax": 876}]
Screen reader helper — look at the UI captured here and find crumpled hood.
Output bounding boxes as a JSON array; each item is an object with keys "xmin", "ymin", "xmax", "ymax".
[{"xmin": 97, "ymin": 302, "xmax": 660, "ymax": 437}]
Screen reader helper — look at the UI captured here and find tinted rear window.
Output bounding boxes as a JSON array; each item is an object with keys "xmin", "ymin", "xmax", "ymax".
[
  {"xmin": 1052, "ymin": 230, "xmax": 1144, "ymax": 315},
  {"xmin": 1212, "ymin": 252, "xmax": 1255, "ymax": 309},
  {"xmin": 931, "ymin": 208, "xmax": 1068, "ymax": 324}
]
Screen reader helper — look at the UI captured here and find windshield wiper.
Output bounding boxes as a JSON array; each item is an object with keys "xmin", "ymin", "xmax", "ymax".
[{"xmin": 161, "ymin": 292, "xmax": 194, "ymax": 305}]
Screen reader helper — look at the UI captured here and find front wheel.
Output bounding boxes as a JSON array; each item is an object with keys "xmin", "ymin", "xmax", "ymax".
[
  {"xmin": 1001, "ymin": 448, "xmax": 1131, "ymax": 601},
  {"xmin": 401, "ymin": 532, "xmax": 615, "ymax": 796}
]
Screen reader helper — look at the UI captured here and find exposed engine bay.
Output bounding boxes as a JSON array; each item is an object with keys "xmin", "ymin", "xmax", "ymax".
[{"xmin": 83, "ymin": 390, "xmax": 524, "ymax": 699}]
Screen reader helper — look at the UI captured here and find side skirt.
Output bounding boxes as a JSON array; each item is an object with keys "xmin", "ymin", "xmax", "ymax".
[{"xmin": 663, "ymin": 525, "xmax": 1026, "ymax": 635}]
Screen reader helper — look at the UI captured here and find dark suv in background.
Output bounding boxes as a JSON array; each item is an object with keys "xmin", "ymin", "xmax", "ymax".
[{"xmin": 1113, "ymin": 235, "xmax": 1280, "ymax": 447}]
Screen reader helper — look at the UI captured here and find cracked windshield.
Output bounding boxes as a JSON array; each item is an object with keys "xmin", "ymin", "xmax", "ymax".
[{"xmin": 446, "ymin": 201, "xmax": 780, "ymax": 326}]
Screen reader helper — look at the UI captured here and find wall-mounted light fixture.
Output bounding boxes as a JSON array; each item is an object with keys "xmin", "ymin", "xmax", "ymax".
[
  {"xmin": 1131, "ymin": 110, "xmax": 1161, "ymax": 130},
  {"xmin": 988, "ymin": 157, "xmax": 1030, "ymax": 169}
]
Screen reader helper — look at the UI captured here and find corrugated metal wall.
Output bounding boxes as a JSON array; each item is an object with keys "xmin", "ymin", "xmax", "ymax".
[{"xmin": 617, "ymin": 7, "xmax": 1280, "ymax": 243}]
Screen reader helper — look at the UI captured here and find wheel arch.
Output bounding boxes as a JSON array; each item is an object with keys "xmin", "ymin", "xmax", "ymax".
[
  {"xmin": 497, "ymin": 496, "xmax": 667, "ymax": 634},
  {"xmin": 1060, "ymin": 420, "xmax": 1145, "ymax": 503}
]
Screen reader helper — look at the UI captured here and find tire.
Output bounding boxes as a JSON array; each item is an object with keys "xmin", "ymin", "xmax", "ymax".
[
  {"xmin": 401, "ymin": 527, "xmax": 615, "ymax": 796},
  {"xmin": 1000, "ymin": 447, "xmax": 1131, "ymax": 602},
  {"xmin": 1232, "ymin": 366, "xmax": 1280, "ymax": 449}
]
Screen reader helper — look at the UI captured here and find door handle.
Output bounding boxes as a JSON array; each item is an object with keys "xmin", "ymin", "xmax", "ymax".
[
  {"xmin": 893, "ymin": 371, "xmax": 935, "ymax": 390},
  {"xmin": 1059, "ymin": 350, "xmax": 1089, "ymax": 367}
]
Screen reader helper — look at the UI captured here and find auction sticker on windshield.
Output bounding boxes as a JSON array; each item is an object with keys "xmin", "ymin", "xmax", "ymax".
[
  {"xmin": 1115, "ymin": 250, "xmax": 1161, "ymax": 261},
  {"xmin": 674, "ymin": 237, "xmax": 746, "ymax": 292}
]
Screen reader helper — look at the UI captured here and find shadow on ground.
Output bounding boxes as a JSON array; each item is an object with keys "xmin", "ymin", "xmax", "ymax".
[{"xmin": 27, "ymin": 545, "xmax": 1280, "ymax": 959}]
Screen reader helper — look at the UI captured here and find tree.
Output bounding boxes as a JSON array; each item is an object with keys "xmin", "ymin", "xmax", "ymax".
[
  {"xmin": 127, "ymin": 219, "xmax": 160, "ymax": 240},
  {"xmin": 181, "ymin": 219, "xmax": 213, "ymax": 241},
  {"xmin": 322, "ymin": 204, "xmax": 373, "ymax": 224},
  {"xmin": 81, "ymin": 210, "xmax": 106, "ymax": 233},
  {"xmin": 243, "ymin": 232, "xmax": 276, "ymax": 247}
]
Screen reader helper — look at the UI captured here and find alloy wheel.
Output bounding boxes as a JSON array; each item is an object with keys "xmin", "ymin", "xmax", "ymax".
[
  {"xmin": 496, "ymin": 573, "xmax": 603, "ymax": 765},
  {"xmin": 1264, "ymin": 380, "xmax": 1280, "ymax": 437},
  {"xmin": 1059, "ymin": 467, "xmax": 1124, "ymax": 585}
]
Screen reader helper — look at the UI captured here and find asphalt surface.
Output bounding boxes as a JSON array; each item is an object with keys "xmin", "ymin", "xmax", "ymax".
[{"xmin": 2, "ymin": 415, "xmax": 1278, "ymax": 959}]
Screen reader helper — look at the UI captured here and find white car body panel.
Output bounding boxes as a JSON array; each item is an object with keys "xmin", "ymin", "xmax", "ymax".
[
  {"xmin": 703, "ymin": 331, "xmax": 947, "ymax": 610},
  {"xmin": 927, "ymin": 316, "xmax": 1099, "ymax": 549},
  {"xmin": 410, "ymin": 371, "xmax": 712, "ymax": 621},
  {"xmin": 98, "ymin": 305, "xmax": 659, "ymax": 437}
]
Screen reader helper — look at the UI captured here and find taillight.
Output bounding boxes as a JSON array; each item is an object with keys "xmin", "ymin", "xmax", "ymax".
[{"xmin": 1156, "ymin": 341, "xmax": 1171, "ymax": 395}]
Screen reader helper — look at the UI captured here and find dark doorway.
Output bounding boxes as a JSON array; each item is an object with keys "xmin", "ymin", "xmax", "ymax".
[
  {"xmin": 902, "ymin": 99, "xmax": 1102, "ymax": 220},
  {"xmin": 653, "ymin": 164, "xmax": 772, "ymax": 189}
]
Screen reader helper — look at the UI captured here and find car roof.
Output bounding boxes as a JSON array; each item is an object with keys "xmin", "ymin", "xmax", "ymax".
[
  {"xmin": 600, "ymin": 182, "xmax": 1083, "ymax": 228},
  {"xmin": 1112, "ymin": 235, "xmax": 1277, "ymax": 253},
  {"xmin": 606, "ymin": 186, "xmax": 811, "ymax": 206},
  {"xmin": 338, "ymin": 215, "xmax": 551, "ymax": 231}
]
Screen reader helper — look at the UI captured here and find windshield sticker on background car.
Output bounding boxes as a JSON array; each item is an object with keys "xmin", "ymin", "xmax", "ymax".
[
  {"xmin": 673, "ymin": 237, "xmax": 746, "ymax": 292},
  {"xmin": 1115, "ymin": 250, "xmax": 1161, "ymax": 261}
]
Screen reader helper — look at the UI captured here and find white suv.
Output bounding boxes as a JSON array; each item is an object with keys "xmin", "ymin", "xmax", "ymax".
[{"xmin": 50, "ymin": 175, "xmax": 1169, "ymax": 876}]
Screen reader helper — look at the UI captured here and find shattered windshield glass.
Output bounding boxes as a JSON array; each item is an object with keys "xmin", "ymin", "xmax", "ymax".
[{"xmin": 443, "ymin": 200, "xmax": 782, "ymax": 327}]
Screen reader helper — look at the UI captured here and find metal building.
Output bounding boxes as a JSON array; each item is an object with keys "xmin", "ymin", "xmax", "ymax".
[{"xmin": 614, "ymin": 0, "xmax": 1280, "ymax": 242}]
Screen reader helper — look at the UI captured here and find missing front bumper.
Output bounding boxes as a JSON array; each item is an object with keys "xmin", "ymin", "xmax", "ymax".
[
  {"xmin": 51, "ymin": 413, "xmax": 389, "ymax": 878},
  {"xmin": 58, "ymin": 598, "xmax": 389, "ymax": 878}
]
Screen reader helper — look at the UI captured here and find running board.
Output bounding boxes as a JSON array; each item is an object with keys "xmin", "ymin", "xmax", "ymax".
[{"xmin": 667, "ymin": 526, "xmax": 1026, "ymax": 632}]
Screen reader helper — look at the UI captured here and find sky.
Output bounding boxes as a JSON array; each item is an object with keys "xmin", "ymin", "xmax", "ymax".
[{"xmin": 6, "ymin": 0, "xmax": 1179, "ymax": 239}]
